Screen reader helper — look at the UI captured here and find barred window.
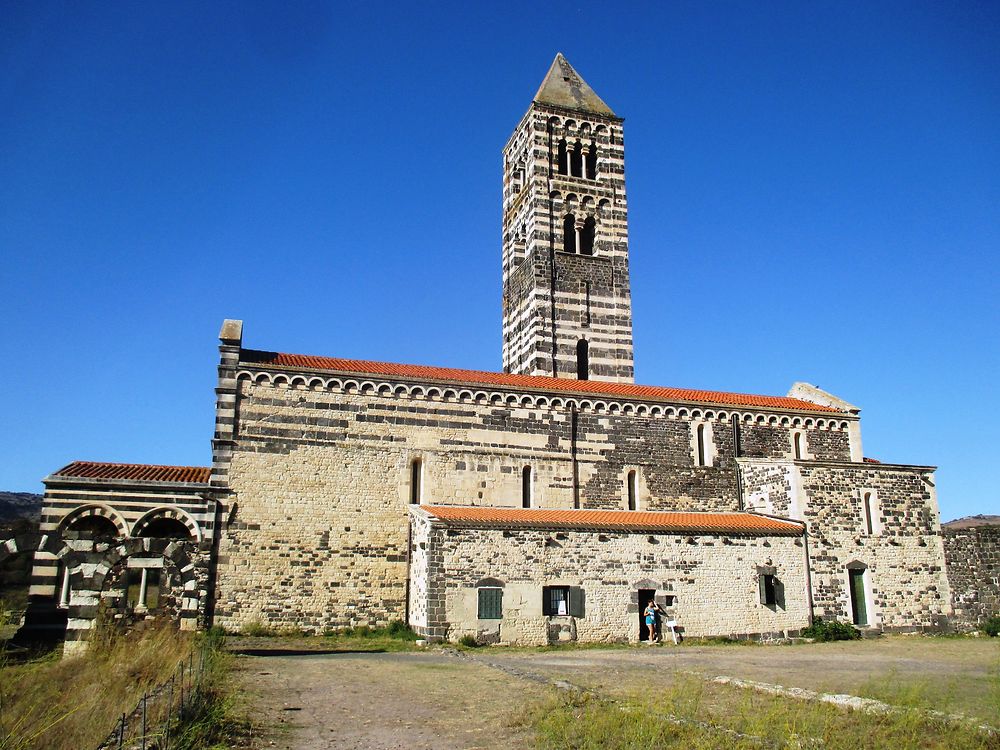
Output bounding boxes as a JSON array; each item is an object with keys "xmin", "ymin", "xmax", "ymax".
[
  {"xmin": 478, "ymin": 587, "xmax": 503, "ymax": 619},
  {"xmin": 543, "ymin": 585, "xmax": 570, "ymax": 616}
]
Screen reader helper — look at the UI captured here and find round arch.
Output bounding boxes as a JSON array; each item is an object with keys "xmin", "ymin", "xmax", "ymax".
[
  {"xmin": 58, "ymin": 504, "xmax": 129, "ymax": 538},
  {"xmin": 132, "ymin": 507, "xmax": 203, "ymax": 542}
]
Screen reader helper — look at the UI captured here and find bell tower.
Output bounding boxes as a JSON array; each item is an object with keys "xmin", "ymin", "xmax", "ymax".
[{"xmin": 501, "ymin": 54, "xmax": 634, "ymax": 383}]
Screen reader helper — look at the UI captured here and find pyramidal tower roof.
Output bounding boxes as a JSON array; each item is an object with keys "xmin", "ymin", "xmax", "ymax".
[{"xmin": 533, "ymin": 53, "xmax": 616, "ymax": 117}]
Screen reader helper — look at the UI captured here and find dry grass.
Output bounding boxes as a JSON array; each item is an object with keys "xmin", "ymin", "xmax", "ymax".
[
  {"xmin": 523, "ymin": 673, "xmax": 1000, "ymax": 750},
  {"xmin": 0, "ymin": 618, "xmax": 194, "ymax": 750}
]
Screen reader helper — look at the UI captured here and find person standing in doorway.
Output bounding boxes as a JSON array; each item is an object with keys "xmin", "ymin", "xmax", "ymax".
[{"xmin": 643, "ymin": 599, "xmax": 664, "ymax": 642}]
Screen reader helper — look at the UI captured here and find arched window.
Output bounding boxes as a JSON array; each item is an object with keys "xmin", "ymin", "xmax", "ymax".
[
  {"xmin": 557, "ymin": 139, "xmax": 568, "ymax": 175},
  {"xmin": 410, "ymin": 458, "xmax": 422, "ymax": 505},
  {"xmin": 570, "ymin": 140, "xmax": 583, "ymax": 177},
  {"xmin": 522, "ymin": 466, "xmax": 532, "ymax": 508},
  {"xmin": 792, "ymin": 432, "xmax": 806, "ymax": 461},
  {"xmin": 863, "ymin": 492, "xmax": 874, "ymax": 535},
  {"xmin": 576, "ymin": 339, "xmax": 589, "ymax": 381},
  {"xmin": 563, "ymin": 214, "xmax": 576, "ymax": 253},
  {"xmin": 65, "ymin": 514, "xmax": 119, "ymax": 540},
  {"xmin": 627, "ymin": 470, "xmax": 637, "ymax": 511},
  {"xmin": 580, "ymin": 216, "xmax": 596, "ymax": 256},
  {"xmin": 585, "ymin": 143, "xmax": 598, "ymax": 179},
  {"xmin": 696, "ymin": 424, "xmax": 707, "ymax": 466},
  {"xmin": 137, "ymin": 517, "xmax": 192, "ymax": 540}
]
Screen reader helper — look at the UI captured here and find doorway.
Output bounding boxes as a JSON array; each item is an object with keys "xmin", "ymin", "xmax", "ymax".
[
  {"xmin": 638, "ymin": 588, "xmax": 655, "ymax": 641},
  {"xmin": 848, "ymin": 568, "xmax": 867, "ymax": 626}
]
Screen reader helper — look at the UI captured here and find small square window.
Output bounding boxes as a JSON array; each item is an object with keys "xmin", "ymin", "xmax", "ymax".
[
  {"xmin": 542, "ymin": 585, "xmax": 570, "ymax": 616},
  {"xmin": 478, "ymin": 588, "xmax": 502, "ymax": 619}
]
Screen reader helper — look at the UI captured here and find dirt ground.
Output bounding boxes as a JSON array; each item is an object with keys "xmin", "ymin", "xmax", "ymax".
[
  {"xmin": 233, "ymin": 650, "xmax": 545, "ymax": 750},
  {"xmin": 234, "ymin": 637, "xmax": 1000, "ymax": 749}
]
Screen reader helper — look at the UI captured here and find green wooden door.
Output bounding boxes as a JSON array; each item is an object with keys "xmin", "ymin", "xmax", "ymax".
[{"xmin": 849, "ymin": 569, "xmax": 867, "ymax": 626}]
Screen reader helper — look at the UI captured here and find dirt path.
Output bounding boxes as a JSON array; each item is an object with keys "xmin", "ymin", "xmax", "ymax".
[{"xmin": 234, "ymin": 650, "xmax": 545, "ymax": 749}]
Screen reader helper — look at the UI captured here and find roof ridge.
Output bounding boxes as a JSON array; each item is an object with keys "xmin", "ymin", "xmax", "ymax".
[
  {"xmin": 418, "ymin": 505, "xmax": 803, "ymax": 535},
  {"xmin": 239, "ymin": 348, "xmax": 843, "ymax": 413},
  {"xmin": 52, "ymin": 461, "xmax": 212, "ymax": 484},
  {"xmin": 65, "ymin": 460, "xmax": 210, "ymax": 470}
]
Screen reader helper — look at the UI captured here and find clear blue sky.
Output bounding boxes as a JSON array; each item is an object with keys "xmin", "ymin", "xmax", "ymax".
[{"xmin": 1, "ymin": 2, "xmax": 997, "ymax": 521}]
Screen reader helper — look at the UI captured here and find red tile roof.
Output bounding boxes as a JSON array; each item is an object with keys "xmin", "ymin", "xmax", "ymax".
[
  {"xmin": 51, "ymin": 461, "xmax": 211, "ymax": 484},
  {"xmin": 419, "ymin": 506, "xmax": 803, "ymax": 535},
  {"xmin": 862, "ymin": 457, "xmax": 882, "ymax": 464},
  {"xmin": 240, "ymin": 350, "xmax": 839, "ymax": 413}
]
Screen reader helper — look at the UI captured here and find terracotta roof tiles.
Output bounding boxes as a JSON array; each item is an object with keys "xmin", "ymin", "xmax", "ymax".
[
  {"xmin": 51, "ymin": 461, "xmax": 211, "ymax": 484},
  {"xmin": 240, "ymin": 350, "xmax": 839, "ymax": 413},
  {"xmin": 419, "ymin": 506, "xmax": 803, "ymax": 536}
]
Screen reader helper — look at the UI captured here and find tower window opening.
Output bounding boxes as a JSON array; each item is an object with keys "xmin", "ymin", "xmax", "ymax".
[
  {"xmin": 627, "ymin": 470, "xmax": 637, "ymax": 511},
  {"xmin": 585, "ymin": 143, "xmax": 598, "ymax": 179},
  {"xmin": 570, "ymin": 140, "xmax": 583, "ymax": 177},
  {"xmin": 522, "ymin": 466, "xmax": 532, "ymax": 508},
  {"xmin": 580, "ymin": 216, "xmax": 596, "ymax": 255},
  {"xmin": 563, "ymin": 214, "xmax": 577, "ymax": 253},
  {"xmin": 576, "ymin": 339, "xmax": 589, "ymax": 380},
  {"xmin": 410, "ymin": 458, "xmax": 422, "ymax": 505},
  {"xmin": 557, "ymin": 139, "xmax": 568, "ymax": 175},
  {"xmin": 696, "ymin": 424, "xmax": 707, "ymax": 466}
]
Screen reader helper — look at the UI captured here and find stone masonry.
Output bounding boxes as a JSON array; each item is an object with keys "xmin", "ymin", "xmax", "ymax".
[
  {"xmin": 943, "ymin": 523, "xmax": 1000, "ymax": 628},
  {"xmin": 409, "ymin": 507, "xmax": 810, "ymax": 644},
  {"xmin": 502, "ymin": 54, "xmax": 634, "ymax": 383}
]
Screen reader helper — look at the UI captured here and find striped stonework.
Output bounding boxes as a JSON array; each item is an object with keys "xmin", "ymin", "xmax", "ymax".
[{"xmin": 502, "ymin": 54, "xmax": 634, "ymax": 383}]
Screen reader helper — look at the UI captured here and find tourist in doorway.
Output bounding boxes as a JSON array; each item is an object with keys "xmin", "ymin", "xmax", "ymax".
[{"xmin": 643, "ymin": 599, "xmax": 665, "ymax": 642}]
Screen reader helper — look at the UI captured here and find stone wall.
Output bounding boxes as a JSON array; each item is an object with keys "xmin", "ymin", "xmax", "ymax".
[
  {"xmin": 213, "ymin": 367, "xmax": 855, "ymax": 632},
  {"xmin": 739, "ymin": 458, "xmax": 952, "ymax": 630},
  {"xmin": 798, "ymin": 462, "xmax": 950, "ymax": 630},
  {"xmin": 943, "ymin": 524, "xmax": 1000, "ymax": 628},
  {"xmin": 408, "ymin": 509, "xmax": 810, "ymax": 644}
]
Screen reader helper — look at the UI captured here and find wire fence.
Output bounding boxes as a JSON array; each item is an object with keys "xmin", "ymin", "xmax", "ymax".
[{"xmin": 95, "ymin": 641, "xmax": 210, "ymax": 750}]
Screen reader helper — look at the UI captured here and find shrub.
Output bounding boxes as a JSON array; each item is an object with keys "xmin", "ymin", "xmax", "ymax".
[
  {"xmin": 239, "ymin": 621, "xmax": 275, "ymax": 637},
  {"xmin": 983, "ymin": 616, "xmax": 1000, "ymax": 637},
  {"xmin": 801, "ymin": 618, "xmax": 861, "ymax": 642},
  {"xmin": 458, "ymin": 634, "xmax": 479, "ymax": 648}
]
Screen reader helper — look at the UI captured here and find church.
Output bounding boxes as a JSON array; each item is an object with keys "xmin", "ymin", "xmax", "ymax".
[{"xmin": 10, "ymin": 55, "xmax": 953, "ymax": 651}]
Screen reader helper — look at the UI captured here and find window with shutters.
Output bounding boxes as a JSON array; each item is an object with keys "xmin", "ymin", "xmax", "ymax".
[
  {"xmin": 542, "ymin": 585, "xmax": 586, "ymax": 617},
  {"xmin": 478, "ymin": 587, "xmax": 502, "ymax": 619}
]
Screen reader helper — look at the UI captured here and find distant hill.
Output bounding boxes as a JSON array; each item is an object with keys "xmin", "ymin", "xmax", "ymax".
[
  {"xmin": 0, "ymin": 491, "xmax": 43, "ymax": 525},
  {"xmin": 943, "ymin": 514, "xmax": 1000, "ymax": 529}
]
